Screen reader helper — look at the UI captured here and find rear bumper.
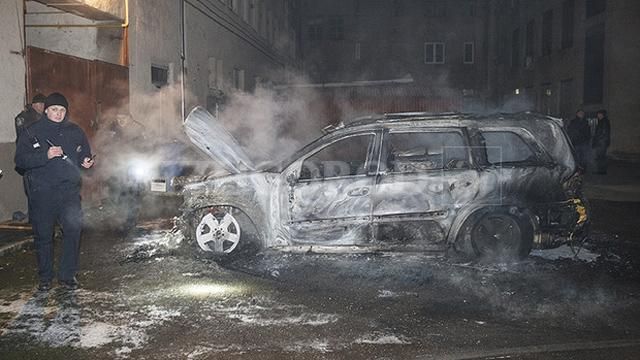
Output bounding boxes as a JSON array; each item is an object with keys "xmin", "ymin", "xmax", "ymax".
[{"xmin": 532, "ymin": 197, "xmax": 589, "ymax": 249}]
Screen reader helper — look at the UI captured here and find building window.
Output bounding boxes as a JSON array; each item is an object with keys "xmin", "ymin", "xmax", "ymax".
[
  {"xmin": 329, "ymin": 17, "xmax": 344, "ymax": 41},
  {"xmin": 583, "ymin": 24, "xmax": 605, "ymax": 104},
  {"xmin": 525, "ymin": 20, "xmax": 535, "ymax": 59},
  {"xmin": 424, "ymin": 42, "xmax": 445, "ymax": 64},
  {"xmin": 355, "ymin": 42, "xmax": 361, "ymax": 60},
  {"xmin": 511, "ymin": 28, "xmax": 520, "ymax": 68},
  {"xmin": 561, "ymin": 0, "xmax": 574, "ymax": 49},
  {"xmin": 424, "ymin": 1, "xmax": 447, "ymax": 17},
  {"xmin": 354, "ymin": 0, "xmax": 360, "ymax": 15},
  {"xmin": 216, "ymin": 59, "xmax": 224, "ymax": 88},
  {"xmin": 208, "ymin": 57, "xmax": 217, "ymax": 90},
  {"xmin": 233, "ymin": 68, "xmax": 245, "ymax": 91},
  {"xmin": 586, "ymin": 0, "xmax": 606, "ymax": 18},
  {"xmin": 308, "ymin": 21, "xmax": 322, "ymax": 41},
  {"xmin": 462, "ymin": 0, "xmax": 476, "ymax": 16},
  {"xmin": 463, "ymin": 42, "xmax": 474, "ymax": 64},
  {"xmin": 151, "ymin": 65, "xmax": 168, "ymax": 89},
  {"xmin": 542, "ymin": 10, "xmax": 553, "ymax": 56},
  {"xmin": 393, "ymin": 0, "xmax": 404, "ymax": 17}
]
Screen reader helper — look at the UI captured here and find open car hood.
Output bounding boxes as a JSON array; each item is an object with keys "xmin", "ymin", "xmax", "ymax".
[{"xmin": 184, "ymin": 106, "xmax": 255, "ymax": 174}]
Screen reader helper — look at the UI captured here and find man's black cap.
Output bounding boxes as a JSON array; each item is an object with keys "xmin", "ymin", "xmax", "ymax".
[
  {"xmin": 45, "ymin": 92, "xmax": 68, "ymax": 110},
  {"xmin": 32, "ymin": 93, "xmax": 46, "ymax": 104}
]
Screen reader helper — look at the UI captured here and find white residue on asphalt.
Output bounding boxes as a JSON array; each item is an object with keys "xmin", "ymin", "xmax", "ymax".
[
  {"xmin": 377, "ymin": 289, "xmax": 418, "ymax": 298},
  {"xmin": 531, "ymin": 244, "xmax": 600, "ymax": 262},
  {"xmin": 130, "ymin": 229, "xmax": 184, "ymax": 249},
  {"xmin": 355, "ymin": 333, "xmax": 411, "ymax": 345},
  {"xmin": 0, "ymin": 290, "xmax": 180, "ymax": 359},
  {"xmin": 206, "ymin": 296, "xmax": 339, "ymax": 327},
  {"xmin": 285, "ymin": 339, "xmax": 332, "ymax": 353}
]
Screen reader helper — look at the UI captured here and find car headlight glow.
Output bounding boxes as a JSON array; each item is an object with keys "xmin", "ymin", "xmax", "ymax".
[{"xmin": 128, "ymin": 158, "xmax": 154, "ymax": 181}]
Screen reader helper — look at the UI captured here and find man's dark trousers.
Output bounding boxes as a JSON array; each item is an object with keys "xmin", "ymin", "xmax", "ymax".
[{"xmin": 30, "ymin": 185, "xmax": 82, "ymax": 283}]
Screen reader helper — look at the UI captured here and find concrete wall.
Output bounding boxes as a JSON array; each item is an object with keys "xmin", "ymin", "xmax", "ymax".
[
  {"xmin": 606, "ymin": 0, "xmax": 640, "ymax": 157},
  {"xmin": 127, "ymin": 0, "xmax": 298, "ymax": 127},
  {"xmin": 25, "ymin": 1, "xmax": 121, "ymax": 65},
  {"xmin": 0, "ymin": 0, "xmax": 27, "ymax": 220}
]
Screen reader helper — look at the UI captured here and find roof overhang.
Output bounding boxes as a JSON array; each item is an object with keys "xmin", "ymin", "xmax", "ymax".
[{"xmin": 33, "ymin": 0, "xmax": 123, "ymax": 21}]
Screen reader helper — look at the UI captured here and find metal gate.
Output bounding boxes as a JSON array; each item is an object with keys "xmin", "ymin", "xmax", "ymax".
[
  {"xmin": 26, "ymin": 46, "xmax": 129, "ymax": 202},
  {"xmin": 26, "ymin": 46, "xmax": 129, "ymax": 140}
]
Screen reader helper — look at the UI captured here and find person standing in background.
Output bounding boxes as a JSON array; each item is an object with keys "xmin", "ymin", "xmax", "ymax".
[
  {"xmin": 566, "ymin": 109, "xmax": 591, "ymax": 172},
  {"xmin": 592, "ymin": 109, "xmax": 611, "ymax": 175},
  {"xmin": 14, "ymin": 93, "xmax": 46, "ymax": 142},
  {"xmin": 14, "ymin": 93, "xmax": 46, "ymax": 222}
]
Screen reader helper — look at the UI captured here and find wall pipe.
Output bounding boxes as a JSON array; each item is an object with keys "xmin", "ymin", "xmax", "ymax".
[
  {"xmin": 180, "ymin": 0, "xmax": 186, "ymax": 122},
  {"xmin": 25, "ymin": 0, "xmax": 128, "ymax": 28}
]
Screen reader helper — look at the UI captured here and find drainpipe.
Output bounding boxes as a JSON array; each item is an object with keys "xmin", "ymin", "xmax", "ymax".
[
  {"xmin": 25, "ymin": 0, "xmax": 129, "ymax": 28},
  {"xmin": 181, "ymin": 0, "xmax": 187, "ymax": 122}
]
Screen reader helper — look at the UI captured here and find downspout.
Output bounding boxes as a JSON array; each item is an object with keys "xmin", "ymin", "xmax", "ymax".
[
  {"xmin": 25, "ymin": 0, "xmax": 129, "ymax": 28},
  {"xmin": 181, "ymin": 0, "xmax": 186, "ymax": 122}
]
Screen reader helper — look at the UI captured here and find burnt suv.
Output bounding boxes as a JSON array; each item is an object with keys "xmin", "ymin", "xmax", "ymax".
[{"xmin": 179, "ymin": 107, "xmax": 588, "ymax": 259}]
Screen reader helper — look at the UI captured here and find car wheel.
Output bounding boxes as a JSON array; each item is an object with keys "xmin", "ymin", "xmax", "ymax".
[
  {"xmin": 193, "ymin": 206, "xmax": 259, "ymax": 258},
  {"xmin": 470, "ymin": 211, "xmax": 533, "ymax": 260}
]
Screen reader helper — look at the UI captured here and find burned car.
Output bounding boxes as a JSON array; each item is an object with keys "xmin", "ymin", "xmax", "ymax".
[{"xmin": 179, "ymin": 107, "xmax": 588, "ymax": 259}]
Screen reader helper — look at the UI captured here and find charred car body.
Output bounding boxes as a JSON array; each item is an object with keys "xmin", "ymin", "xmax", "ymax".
[{"xmin": 180, "ymin": 107, "xmax": 588, "ymax": 259}]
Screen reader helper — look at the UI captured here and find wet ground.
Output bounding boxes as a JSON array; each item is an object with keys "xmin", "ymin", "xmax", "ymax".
[{"xmin": 1, "ymin": 198, "xmax": 640, "ymax": 359}]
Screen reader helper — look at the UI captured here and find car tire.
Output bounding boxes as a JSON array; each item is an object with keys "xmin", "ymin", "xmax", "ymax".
[
  {"xmin": 191, "ymin": 206, "xmax": 260, "ymax": 259},
  {"xmin": 454, "ymin": 209, "xmax": 533, "ymax": 261}
]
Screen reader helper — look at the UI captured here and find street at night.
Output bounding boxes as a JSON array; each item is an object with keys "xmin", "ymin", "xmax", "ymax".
[{"xmin": 2, "ymin": 1, "xmax": 640, "ymax": 359}]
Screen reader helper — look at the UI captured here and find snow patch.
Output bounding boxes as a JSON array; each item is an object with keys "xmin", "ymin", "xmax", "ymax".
[
  {"xmin": 355, "ymin": 333, "xmax": 411, "ymax": 345},
  {"xmin": 531, "ymin": 245, "xmax": 599, "ymax": 262}
]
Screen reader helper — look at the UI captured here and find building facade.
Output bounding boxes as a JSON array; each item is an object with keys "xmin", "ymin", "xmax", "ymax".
[
  {"xmin": 0, "ymin": 0, "xmax": 300, "ymax": 220},
  {"xmin": 494, "ymin": 0, "xmax": 640, "ymax": 158},
  {"xmin": 299, "ymin": 0, "xmax": 493, "ymax": 115}
]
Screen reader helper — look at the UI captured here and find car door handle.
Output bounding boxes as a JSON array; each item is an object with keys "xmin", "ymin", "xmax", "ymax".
[{"xmin": 347, "ymin": 187, "xmax": 369, "ymax": 197}]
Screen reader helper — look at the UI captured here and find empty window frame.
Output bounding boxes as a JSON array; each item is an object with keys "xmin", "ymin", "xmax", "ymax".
[
  {"xmin": 542, "ymin": 9, "xmax": 553, "ymax": 56},
  {"xmin": 481, "ymin": 131, "xmax": 537, "ymax": 165},
  {"xmin": 386, "ymin": 131, "xmax": 469, "ymax": 173},
  {"xmin": 151, "ymin": 64, "xmax": 169, "ymax": 89},
  {"xmin": 299, "ymin": 134, "xmax": 374, "ymax": 180},
  {"xmin": 355, "ymin": 42, "xmax": 361, "ymax": 60},
  {"xmin": 424, "ymin": 42, "xmax": 445, "ymax": 64},
  {"xmin": 464, "ymin": 42, "xmax": 474, "ymax": 64},
  {"xmin": 561, "ymin": 0, "xmax": 575, "ymax": 49}
]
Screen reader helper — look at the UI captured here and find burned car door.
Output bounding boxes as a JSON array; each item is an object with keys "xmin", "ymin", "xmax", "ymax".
[
  {"xmin": 372, "ymin": 128, "xmax": 479, "ymax": 250},
  {"xmin": 285, "ymin": 131, "xmax": 379, "ymax": 245},
  {"xmin": 477, "ymin": 129, "xmax": 562, "ymax": 203}
]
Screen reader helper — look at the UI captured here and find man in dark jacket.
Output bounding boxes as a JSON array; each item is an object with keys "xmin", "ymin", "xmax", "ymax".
[
  {"xmin": 592, "ymin": 109, "xmax": 611, "ymax": 174},
  {"xmin": 566, "ymin": 109, "xmax": 591, "ymax": 171},
  {"xmin": 14, "ymin": 94, "xmax": 46, "ymax": 220},
  {"xmin": 14, "ymin": 92, "xmax": 95, "ymax": 291},
  {"xmin": 14, "ymin": 93, "xmax": 46, "ymax": 142}
]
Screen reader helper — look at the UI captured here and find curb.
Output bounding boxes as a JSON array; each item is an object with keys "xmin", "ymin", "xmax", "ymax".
[{"xmin": 0, "ymin": 236, "xmax": 33, "ymax": 256}]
